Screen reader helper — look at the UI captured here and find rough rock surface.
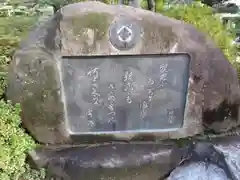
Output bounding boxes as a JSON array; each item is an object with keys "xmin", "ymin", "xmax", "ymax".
[
  {"xmin": 168, "ymin": 138, "xmax": 240, "ymax": 180},
  {"xmin": 168, "ymin": 162, "xmax": 229, "ymax": 180},
  {"xmin": 28, "ymin": 137, "xmax": 240, "ymax": 180},
  {"xmin": 6, "ymin": 1, "xmax": 240, "ymax": 144}
]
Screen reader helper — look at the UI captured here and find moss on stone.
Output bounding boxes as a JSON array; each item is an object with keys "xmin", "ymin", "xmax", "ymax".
[
  {"xmin": 140, "ymin": 20, "xmax": 177, "ymax": 53},
  {"xmin": 71, "ymin": 12, "xmax": 110, "ymax": 53}
]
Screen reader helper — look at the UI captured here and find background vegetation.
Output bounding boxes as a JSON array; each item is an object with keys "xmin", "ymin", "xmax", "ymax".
[{"xmin": 0, "ymin": 0, "xmax": 238, "ymax": 179}]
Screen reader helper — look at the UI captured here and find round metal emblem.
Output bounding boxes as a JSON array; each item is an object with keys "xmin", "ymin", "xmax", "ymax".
[{"xmin": 109, "ymin": 19, "xmax": 141, "ymax": 51}]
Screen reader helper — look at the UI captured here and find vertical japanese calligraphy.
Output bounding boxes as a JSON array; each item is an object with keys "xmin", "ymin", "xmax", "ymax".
[
  {"xmin": 140, "ymin": 77, "xmax": 156, "ymax": 119},
  {"xmin": 158, "ymin": 63, "xmax": 168, "ymax": 88},
  {"xmin": 123, "ymin": 70, "xmax": 135, "ymax": 104},
  {"xmin": 87, "ymin": 67, "xmax": 100, "ymax": 105},
  {"xmin": 107, "ymin": 83, "xmax": 116, "ymax": 124},
  {"xmin": 86, "ymin": 67, "xmax": 100, "ymax": 129}
]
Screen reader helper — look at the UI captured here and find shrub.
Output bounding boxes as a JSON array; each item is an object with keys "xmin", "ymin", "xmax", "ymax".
[
  {"xmin": 20, "ymin": 166, "xmax": 46, "ymax": 180},
  {"xmin": 0, "ymin": 101, "xmax": 36, "ymax": 180},
  {"xmin": 0, "ymin": 16, "xmax": 37, "ymax": 97},
  {"xmin": 0, "ymin": 16, "xmax": 44, "ymax": 180},
  {"xmin": 158, "ymin": 2, "xmax": 237, "ymax": 63}
]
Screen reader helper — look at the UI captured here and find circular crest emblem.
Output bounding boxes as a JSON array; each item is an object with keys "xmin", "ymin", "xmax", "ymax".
[{"xmin": 109, "ymin": 19, "xmax": 141, "ymax": 51}]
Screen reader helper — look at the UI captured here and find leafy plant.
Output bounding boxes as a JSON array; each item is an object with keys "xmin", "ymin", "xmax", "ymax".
[
  {"xmin": 0, "ymin": 16, "xmax": 37, "ymax": 97},
  {"xmin": 0, "ymin": 101, "xmax": 37, "ymax": 180},
  {"xmin": 38, "ymin": 0, "xmax": 68, "ymax": 12},
  {"xmin": 159, "ymin": 2, "xmax": 237, "ymax": 64},
  {"xmin": 20, "ymin": 166, "xmax": 46, "ymax": 180},
  {"xmin": 0, "ymin": 14, "xmax": 43, "ymax": 180}
]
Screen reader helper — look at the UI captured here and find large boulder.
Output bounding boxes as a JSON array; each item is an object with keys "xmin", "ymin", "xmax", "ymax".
[{"xmin": 6, "ymin": 1, "xmax": 240, "ymax": 144}]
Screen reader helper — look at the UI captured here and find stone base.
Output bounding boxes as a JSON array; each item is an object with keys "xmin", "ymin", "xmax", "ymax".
[
  {"xmin": 27, "ymin": 137, "xmax": 240, "ymax": 180},
  {"xmin": 27, "ymin": 143, "xmax": 179, "ymax": 180}
]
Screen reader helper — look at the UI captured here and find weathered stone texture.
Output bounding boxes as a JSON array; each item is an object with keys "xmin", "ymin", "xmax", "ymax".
[{"xmin": 6, "ymin": 1, "xmax": 240, "ymax": 144}]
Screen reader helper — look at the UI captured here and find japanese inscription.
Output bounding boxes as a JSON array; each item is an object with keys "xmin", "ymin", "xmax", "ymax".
[
  {"xmin": 61, "ymin": 54, "xmax": 190, "ymax": 133},
  {"xmin": 86, "ymin": 108, "xmax": 95, "ymax": 128},
  {"xmin": 87, "ymin": 67, "xmax": 100, "ymax": 105},
  {"xmin": 167, "ymin": 109, "xmax": 175, "ymax": 124},
  {"xmin": 140, "ymin": 78, "xmax": 155, "ymax": 119},
  {"xmin": 123, "ymin": 70, "xmax": 134, "ymax": 104},
  {"xmin": 158, "ymin": 63, "xmax": 168, "ymax": 88},
  {"xmin": 107, "ymin": 83, "xmax": 116, "ymax": 124}
]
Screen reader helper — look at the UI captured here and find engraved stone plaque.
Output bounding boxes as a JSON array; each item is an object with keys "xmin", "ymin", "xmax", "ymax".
[{"xmin": 61, "ymin": 54, "xmax": 190, "ymax": 134}]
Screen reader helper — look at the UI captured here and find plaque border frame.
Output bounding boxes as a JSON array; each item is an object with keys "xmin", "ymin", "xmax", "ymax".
[{"xmin": 61, "ymin": 53, "xmax": 192, "ymax": 142}]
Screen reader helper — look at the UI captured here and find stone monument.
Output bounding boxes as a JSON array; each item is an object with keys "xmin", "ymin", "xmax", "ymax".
[{"xmin": 6, "ymin": 1, "xmax": 240, "ymax": 179}]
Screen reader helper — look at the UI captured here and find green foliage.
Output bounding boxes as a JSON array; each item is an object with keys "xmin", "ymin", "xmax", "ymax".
[
  {"xmin": 0, "ymin": 16, "xmax": 37, "ymax": 97},
  {"xmin": 0, "ymin": 5, "xmax": 31, "ymax": 17},
  {"xmin": 0, "ymin": 15, "xmax": 46, "ymax": 179},
  {"xmin": 0, "ymin": 101, "xmax": 37, "ymax": 180},
  {"xmin": 38, "ymin": 0, "xmax": 66, "ymax": 6},
  {"xmin": 38, "ymin": 0, "xmax": 67, "ymax": 12},
  {"xmin": 158, "ymin": 2, "xmax": 237, "ymax": 63},
  {"xmin": 5, "ymin": 0, "xmax": 22, "ymax": 7},
  {"xmin": 20, "ymin": 166, "xmax": 46, "ymax": 180}
]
